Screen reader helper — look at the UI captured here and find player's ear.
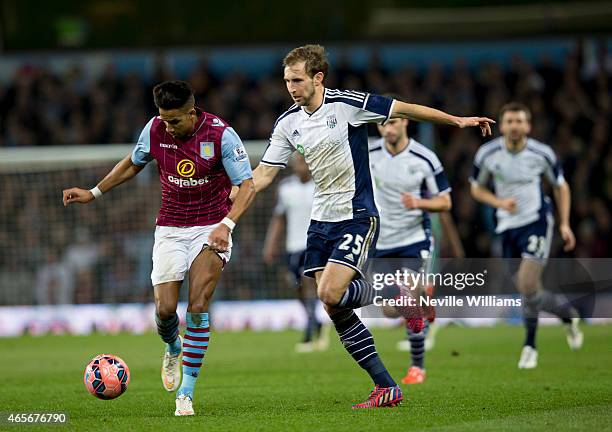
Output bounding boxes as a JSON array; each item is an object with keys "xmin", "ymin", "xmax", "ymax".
[{"xmin": 313, "ymin": 71, "xmax": 324, "ymax": 86}]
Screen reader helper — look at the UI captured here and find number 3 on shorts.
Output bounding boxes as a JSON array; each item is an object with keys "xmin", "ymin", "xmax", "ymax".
[{"xmin": 338, "ymin": 233, "xmax": 364, "ymax": 255}]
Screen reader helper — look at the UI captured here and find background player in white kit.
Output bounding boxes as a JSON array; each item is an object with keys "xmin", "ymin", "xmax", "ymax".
[
  {"xmin": 252, "ymin": 44, "xmax": 494, "ymax": 408},
  {"xmin": 263, "ymin": 155, "xmax": 327, "ymax": 352},
  {"xmin": 369, "ymin": 95, "xmax": 452, "ymax": 385},
  {"xmin": 470, "ymin": 102, "xmax": 582, "ymax": 369}
]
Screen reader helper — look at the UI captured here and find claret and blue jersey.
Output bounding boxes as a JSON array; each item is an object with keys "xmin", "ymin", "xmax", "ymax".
[{"xmin": 131, "ymin": 109, "xmax": 253, "ymax": 227}]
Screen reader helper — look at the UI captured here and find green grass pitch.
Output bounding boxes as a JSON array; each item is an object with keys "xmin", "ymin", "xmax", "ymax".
[{"xmin": 1, "ymin": 324, "xmax": 611, "ymax": 431}]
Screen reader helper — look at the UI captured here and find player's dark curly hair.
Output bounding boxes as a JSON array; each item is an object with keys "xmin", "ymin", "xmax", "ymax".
[
  {"xmin": 153, "ymin": 80, "xmax": 195, "ymax": 110},
  {"xmin": 283, "ymin": 44, "xmax": 329, "ymax": 81}
]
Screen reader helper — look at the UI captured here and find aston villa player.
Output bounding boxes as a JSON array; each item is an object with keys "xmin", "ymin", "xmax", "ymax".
[{"xmin": 63, "ymin": 80, "xmax": 255, "ymax": 416}]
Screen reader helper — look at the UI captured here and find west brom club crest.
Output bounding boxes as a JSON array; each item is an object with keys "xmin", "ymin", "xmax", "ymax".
[
  {"xmin": 200, "ymin": 142, "xmax": 214, "ymax": 159},
  {"xmin": 326, "ymin": 114, "xmax": 337, "ymax": 129}
]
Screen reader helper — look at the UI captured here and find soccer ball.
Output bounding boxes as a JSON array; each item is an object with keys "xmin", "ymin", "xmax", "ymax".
[{"xmin": 84, "ymin": 354, "xmax": 130, "ymax": 400}]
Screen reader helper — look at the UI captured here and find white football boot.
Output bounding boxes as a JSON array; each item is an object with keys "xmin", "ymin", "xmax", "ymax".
[
  {"xmin": 518, "ymin": 345, "xmax": 538, "ymax": 369},
  {"xmin": 175, "ymin": 394, "xmax": 195, "ymax": 416},
  {"xmin": 566, "ymin": 317, "xmax": 584, "ymax": 351},
  {"xmin": 162, "ymin": 335, "xmax": 182, "ymax": 392}
]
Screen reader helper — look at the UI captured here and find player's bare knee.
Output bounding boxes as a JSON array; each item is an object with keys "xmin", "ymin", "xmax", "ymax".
[
  {"xmin": 518, "ymin": 280, "xmax": 539, "ymax": 296},
  {"xmin": 187, "ymin": 300, "xmax": 209, "ymax": 313},
  {"xmin": 517, "ymin": 274, "xmax": 539, "ymax": 296},
  {"xmin": 317, "ymin": 282, "xmax": 343, "ymax": 306},
  {"xmin": 156, "ymin": 303, "xmax": 176, "ymax": 320}
]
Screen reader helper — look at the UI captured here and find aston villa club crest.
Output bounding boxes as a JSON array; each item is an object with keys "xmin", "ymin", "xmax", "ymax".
[
  {"xmin": 200, "ymin": 142, "xmax": 214, "ymax": 159},
  {"xmin": 326, "ymin": 114, "xmax": 337, "ymax": 129}
]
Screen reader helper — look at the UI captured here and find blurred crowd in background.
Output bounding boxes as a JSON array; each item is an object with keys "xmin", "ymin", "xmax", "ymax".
[{"xmin": 0, "ymin": 39, "xmax": 610, "ymax": 305}]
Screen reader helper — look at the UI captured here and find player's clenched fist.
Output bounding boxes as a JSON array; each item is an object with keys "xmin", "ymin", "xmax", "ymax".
[
  {"xmin": 401, "ymin": 192, "xmax": 421, "ymax": 210},
  {"xmin": 207, "ymin": 224, "xmax": 231, "ymax": 252},
  {"xmin": 499, "ymin": 197, "xmax": 517, "ymax": 214},
  {"xmin": 62, "ymin": 188, "xmax": 95, "ymax": 206}
]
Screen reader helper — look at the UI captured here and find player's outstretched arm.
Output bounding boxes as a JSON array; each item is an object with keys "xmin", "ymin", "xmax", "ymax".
[
  {"xmin": 553, "ymin": 181, "xmax": 575, "ymax": 252},
  {"xmin": 252, "ymin": 164, "xmax": 281, "ymax": 192},
  {"xmin": 470, "ymin": 182, "xmax": 517, "ymax": 213},
  {"xmin": 390, "ymin": 101, "xmax": 495, "ymax": 137},
  {"xmin": 62, "ymin": 153, "xmax": 143, "ymax": 206}
]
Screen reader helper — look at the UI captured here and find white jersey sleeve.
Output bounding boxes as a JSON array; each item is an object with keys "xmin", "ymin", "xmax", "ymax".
[
  {"xmin": 262, "ymin": 133, "xmax": 293, "ymax": 168},
  {"xmin": 538, "ymin": 146, "xmax": 565, "ymax": 187},
  {"xmin": 470, "ymin": 139, "xmax": 501, "ymax": 185},
  {"xmin": 261, "ymin": 106, "xmax": 300, "ymax": 169}
]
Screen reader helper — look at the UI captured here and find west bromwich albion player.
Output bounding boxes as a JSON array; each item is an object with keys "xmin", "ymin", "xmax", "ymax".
[
  {"xmin": 369, "ymin": 103, "xmax": 451, "ymax": 385},
  {"xmin": 470, "ymin": 102, "xmax": 582, "ymax": 370},
  {"xmin": 252, "ymin": 44, "xmax": 494, "ymax": 409}
]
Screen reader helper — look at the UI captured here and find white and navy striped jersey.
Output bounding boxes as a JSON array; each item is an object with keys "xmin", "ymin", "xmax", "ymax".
[
  {"xmin": 274, "ymin": 175, "xmax": 315, "ymax": 253},
  {"xmin": 471, "ymin": 137, "xmax": 565, "ymax": 233},
  {"xmin": 369, "ymin": 138, "xmax": 451, "ymax": 250},
  {"xmin": 261, "ymin": 89, "xmax": 395, "ymax": 222}
]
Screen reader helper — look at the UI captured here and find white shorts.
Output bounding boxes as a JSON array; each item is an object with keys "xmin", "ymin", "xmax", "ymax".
[{"xmin": 151, "ymin": 224, "xmax": 232, "ymax": 286}]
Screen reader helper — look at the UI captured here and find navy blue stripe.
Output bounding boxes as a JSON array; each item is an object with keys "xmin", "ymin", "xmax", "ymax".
[
  {"xmin": 369, "ymin": 146, "xmax": 382, "ymax": 153},
  {"xmin": 348, "ymin": 124, "xmax": 379, "ymax": 218},
  {"xmin": 324, "ymin": 96, "xmax": 363, "ymax": 109},
  {"xmin": 409, "ymin": 150, "xmax": 436, "ymax": 171},
  {"xmin": 472, "ymin": 164, "xmax": 481, "ymax": 181},
  {"xmin": 260, "ymin": 160, "xmax": 286, "ymax": 167},
  {"xmin": 326, "ymin": 89, "xmax": 366, "ymax": 100},
  {"xmin": 475, "ymin": 145, "xmax": 502, "ymax": 166},
  {"xmin": 326, "ymin": 93, "xmax": 366, "ymax": 101},
  {"xmin": 435, "ymin": 171, "xmax": 450, "ymax": 192},
  {"xmin": 261, "ymin": 141, "xmax": 272, "ymax": 161},
  {"xmin": 364, "ymin": 94, "xmax": 393, "ymax": 118},
  {"xmin": 525, "ymin": 146, "xmax": 555, "ymax": 168},
  {"xmin": 526, "ymin": 146, "xmax": 563, "ymax": 178},
  {"xmin": 420, "ymin": 179, "xmax": 432, "ymax": 239},
  {"xmin": 271, "ymin": 105, "xmax": 300, "ymax": 133},
  {"xmin": 539, "ymin": 189, "xmax": 552, "ymax": 218},
  {"xmin": 410, "ymin": 146, "xmax": 440, "ymax": 168},
  {"xmin": 263, "ymin": 105, "xmax": 299, "ymax": 167}
]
